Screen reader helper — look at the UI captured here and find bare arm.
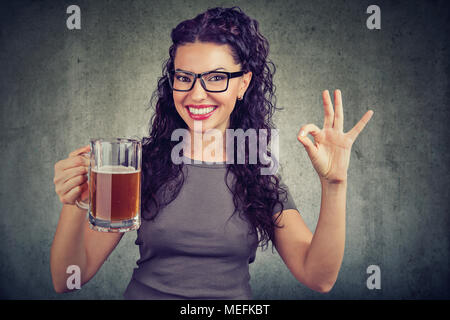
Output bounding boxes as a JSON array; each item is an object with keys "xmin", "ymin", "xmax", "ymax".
[
  {"xmin": 275, "ymin": 89, "xmax": 372, "ymax": 292},
  {"xmin": 50, "ymin": 204, "xmax": 123, "ymax": 293},
  {"xmin": 50, "ymin": 145, "xmax": 123, "ymax": 293},
  {"xmin": 273, "ymin": 180, "xmax": 346, "ymax": 293},
  {"xmin": 302, "ymin": 179, "xmax": 346, "ymax": 291},
  {"xmin": 50, "ymin": 204, "xmax": 88, "ymax": 293}
]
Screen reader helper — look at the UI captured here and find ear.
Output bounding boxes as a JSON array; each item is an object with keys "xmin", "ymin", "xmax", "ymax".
[{"xmin": 239, "ymin": 71, "xmax": 252, "ymax": 98}]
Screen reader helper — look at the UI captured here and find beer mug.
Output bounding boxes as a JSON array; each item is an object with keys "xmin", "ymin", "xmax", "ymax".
[{"xmin": 75, "ymin": 138, "xmax": 142, "ymax": 232}]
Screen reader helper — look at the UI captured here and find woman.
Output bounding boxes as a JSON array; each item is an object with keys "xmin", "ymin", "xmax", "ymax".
[{"xmin": 51, "ymin": 7, "xmax": 373, "ymax": 299}]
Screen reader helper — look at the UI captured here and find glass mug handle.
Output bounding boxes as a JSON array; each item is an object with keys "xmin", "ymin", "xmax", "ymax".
[{"xmin": 75, "ymin": 152, "xmax": 90, "ymax": 210}]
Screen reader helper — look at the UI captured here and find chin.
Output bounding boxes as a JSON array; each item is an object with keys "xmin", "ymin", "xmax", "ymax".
[{"xmin": 188, "ymin": 121, "xmax": 216, "ymax": 133}]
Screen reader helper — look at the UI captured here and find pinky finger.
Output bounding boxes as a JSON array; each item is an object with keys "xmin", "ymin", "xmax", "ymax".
[
  {"xmin": 347, "ymin": 110, "xmax": 374, "ymax": 142},
  {"xmin": 60, "ymin": 184, "xmax": 84, "ymax": 205}
]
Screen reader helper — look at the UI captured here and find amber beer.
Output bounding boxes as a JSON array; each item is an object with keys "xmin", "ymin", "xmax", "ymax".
[{"xmin": 90, "ymin": 165, "xmax": 141, "ymax": 222}]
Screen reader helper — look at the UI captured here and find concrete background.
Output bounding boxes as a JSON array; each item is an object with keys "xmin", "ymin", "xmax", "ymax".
[{"xmin": 0, "ymin": 0, "xmax": 449, "ymax": 299}]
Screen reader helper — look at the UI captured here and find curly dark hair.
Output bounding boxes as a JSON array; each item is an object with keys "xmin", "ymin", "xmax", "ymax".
[{"xmin": 141, "ymin": 6, "xmax": 290, "ymax": 251}]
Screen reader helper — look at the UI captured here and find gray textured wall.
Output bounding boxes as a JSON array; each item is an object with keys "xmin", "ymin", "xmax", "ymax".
[{"xmin": 0, "ymin": 0, "xmax": 449, "ymax": 300}]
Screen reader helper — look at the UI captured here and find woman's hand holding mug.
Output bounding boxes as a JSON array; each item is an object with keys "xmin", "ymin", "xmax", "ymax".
[
  {"xmin": 54, "ymin": 138, "xmax": 142, "ymax": 232},
  {"xmin": 53, "ymin": 145, "xmax": 91, "ymax": 206}
]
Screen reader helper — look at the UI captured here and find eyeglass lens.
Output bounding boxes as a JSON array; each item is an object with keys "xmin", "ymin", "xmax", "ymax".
[{"xmin": 172, "ymin": 71, "xmax": 229, "ymax": 92}]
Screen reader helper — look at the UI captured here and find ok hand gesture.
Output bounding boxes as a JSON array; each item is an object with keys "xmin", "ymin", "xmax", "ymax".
[{"xmin": 297, "ymin": 90, "xmax": 374, "ymax": 183}]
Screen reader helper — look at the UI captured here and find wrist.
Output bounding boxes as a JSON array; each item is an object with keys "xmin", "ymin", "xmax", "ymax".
[
  {"xmin": 319, "ymin": 176, "xmax": 347, "ymax": 186},
  {"xmin": 63, "ymin": 203, "xmax": 88, "ymax": 215}
]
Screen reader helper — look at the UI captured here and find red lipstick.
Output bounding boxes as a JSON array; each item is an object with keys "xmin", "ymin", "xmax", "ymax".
[{"xmin": 185, "ymin": 105, "xmax": 218, "ymax": 120}]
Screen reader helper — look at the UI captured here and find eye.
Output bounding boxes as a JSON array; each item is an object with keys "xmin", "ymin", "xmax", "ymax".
[
  {"xmin": 206, "ymin": 74, "xmax": 227, "ymax": 81},
  {"xmin": 175, "ymin": 75, "xmax": 191, "ymax": 82}
]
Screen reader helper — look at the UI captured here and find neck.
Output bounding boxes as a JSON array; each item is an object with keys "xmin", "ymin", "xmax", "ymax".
[{"xmin": 184, "ymin": 127, "xmax": 228, "ymax": 162}]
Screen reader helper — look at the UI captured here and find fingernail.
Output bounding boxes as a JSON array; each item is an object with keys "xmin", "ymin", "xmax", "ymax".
[{"xmin": 299, "ymin": 130, "xmax": 306, "ymax": 137}]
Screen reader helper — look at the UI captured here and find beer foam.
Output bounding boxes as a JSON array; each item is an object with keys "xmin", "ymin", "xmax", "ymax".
[{"xmin": 93, "ymin": 165, "xmax": 140, "ymax": 174}]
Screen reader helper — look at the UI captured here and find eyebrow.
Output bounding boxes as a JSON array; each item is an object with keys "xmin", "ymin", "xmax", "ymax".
[{"xmin": 175, "ymin": 67, "xmax": 226, "ymax": 73}]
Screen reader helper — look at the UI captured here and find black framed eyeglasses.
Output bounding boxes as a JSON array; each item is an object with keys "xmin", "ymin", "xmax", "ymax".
[{"xmin": 168, "ymin": 69, "xmax": 245, "ymax": 93}]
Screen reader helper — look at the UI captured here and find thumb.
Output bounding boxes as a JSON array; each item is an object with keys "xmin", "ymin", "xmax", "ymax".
[{"xmin": 297, "ymin": 123, "xmax": 321, "ymax": 156}]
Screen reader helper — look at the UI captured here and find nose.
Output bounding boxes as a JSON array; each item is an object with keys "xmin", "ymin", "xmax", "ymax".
[{"xmin": 189, "ymin": 77, "xmax": 208, "ymax": 101}]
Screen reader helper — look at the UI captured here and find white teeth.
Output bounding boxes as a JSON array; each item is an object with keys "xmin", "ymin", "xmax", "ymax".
[{"xmin": 188, "ymin": 107, "xmax": 215, "ymax": 115}]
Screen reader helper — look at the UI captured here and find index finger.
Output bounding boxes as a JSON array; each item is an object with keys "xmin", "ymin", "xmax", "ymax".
[
  {"xmin": 55, "ymin": 154, "xmax": 89, "ymax": 173},
  {"xmin": 69, "ymin": 145, "xmax": 91, "ymax": 158},
  {"xmin": 347, "ymin": 110, "xmax": 374, "ymax": 142}
]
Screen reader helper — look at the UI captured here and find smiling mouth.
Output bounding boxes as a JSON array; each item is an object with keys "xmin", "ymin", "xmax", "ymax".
[{"xmin": 186, "ymin": 105, "xmax": 218, "ymax": 115}]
